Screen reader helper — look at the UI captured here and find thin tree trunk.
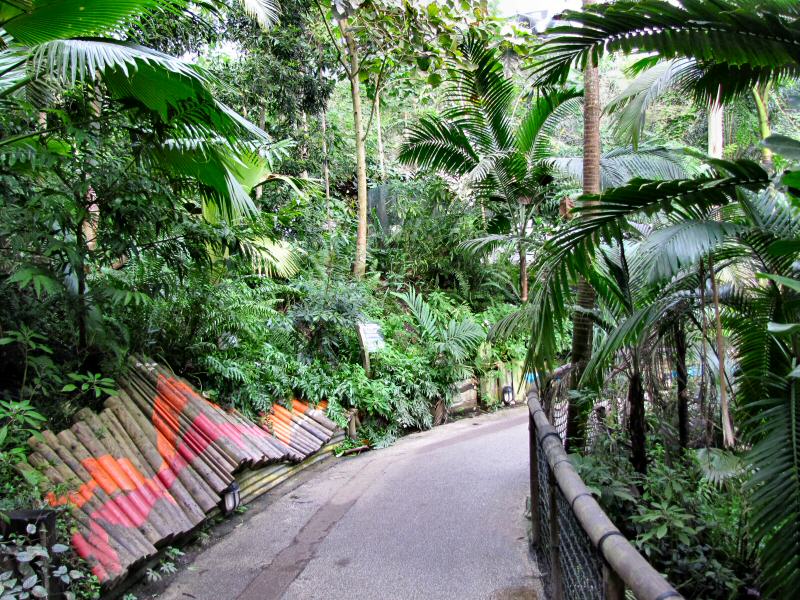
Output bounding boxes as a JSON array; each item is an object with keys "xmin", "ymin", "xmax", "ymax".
[
  {"xmin": 519, "ymin": 244, "xmax": 528, "ymax": 303},
  {"xmin": 300, "ymin": 111, "xmax": 309, "ymax": 179},
  {"xmin": 75, "ymin": 219, "xmax": 87, "ymax": 356},
  {"xmin": 566, "ymin": 0, "xmax": 601, "ymax": 452},
  {"xmin": 709, "ymin": 255, "xmax": 735, "ymax": 447},
  {"xmin": 699, "ymin": 260, "xmax": 712, "ymax": 446},
  {"xmin": 376, "ymin": 90, "xmax": 386, "ymax": 181},
  {"xmin": 675, "ymin": 320, "xmax": 689, "ymax": 450},
  {"xmin": 708, "ymin": 95, "xmax": 724, "ymax": 160},
  {"xmin": 339, "ymin": 17, "xmax": 368, "ymax": 279},
  {"xmin": 321, "ymin": 108, "xmax": 331, "ymax": 203},
  {"xmin": 628, "ymin": 365, "xmax": 647, "ymax": 475},
  {"xmin": 752, "ymin": 82, "xmax": 773, "ymax": 169},
  {"xmin": 256, "ymin": 107, "xmax": 266, "ymax": 201},
  {"xmin": 707, "ymin": 89, "xmax": 734, "ymax": 447}
]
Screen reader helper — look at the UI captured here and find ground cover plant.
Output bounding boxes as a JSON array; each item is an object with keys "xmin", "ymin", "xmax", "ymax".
[{"xmin": 1, "ymin": 0, "xmax": 800, "ymax": 598}]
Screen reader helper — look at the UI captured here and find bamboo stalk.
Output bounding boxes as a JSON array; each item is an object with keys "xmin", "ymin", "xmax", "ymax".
[
  {"xmin": 86, "ymin": 408, "xmax": 198, "ymax": 533},
  {"xmin": 292, "ymin": 399, "xmax": 338, "ymax": 432},
  {"xmin": 137, "ymin": 369, "xmax": 247, "ymax": 466},
  {"xmin": 26, "ymin": 452, "xmax": 147, "ymax": 566},
  {"xmin": 128, "ymin": 371, "xmax": 243, "ymax": 473},
  {"xmin": 27, "ymin": 456, "xmax": 138, "ymax": 577},
  {"xmin": 271, "ymin": 410, "xmax": 324, "ymax": 448}
]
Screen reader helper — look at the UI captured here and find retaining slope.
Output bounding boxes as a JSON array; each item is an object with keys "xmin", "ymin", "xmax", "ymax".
[{"xmin": 22, "ymin": 357, "xmax": 341, "ymax": 587}]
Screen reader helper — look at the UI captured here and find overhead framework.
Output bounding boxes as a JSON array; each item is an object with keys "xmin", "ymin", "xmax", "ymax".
[{"xmin": 19, "ymin": 357, "xmax": 342, "ymax": 587}]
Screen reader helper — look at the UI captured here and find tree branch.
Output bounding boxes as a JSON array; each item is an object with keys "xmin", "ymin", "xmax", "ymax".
[
  {"xmin": 312, "ymin": 0, "xmax": 350, "ymax": 76},
  {"xmin": 362, "ymin": 54, "xmax": 389, "ymax": 141}
]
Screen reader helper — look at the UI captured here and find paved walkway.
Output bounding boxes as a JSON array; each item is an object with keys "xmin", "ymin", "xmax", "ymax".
[{"xmin": 158, "ymin": 407, "xmax": 537, "ymax": 600}]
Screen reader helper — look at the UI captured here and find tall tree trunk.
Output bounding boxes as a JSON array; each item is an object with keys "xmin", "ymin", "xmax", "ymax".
[
  {"xmin": 339, "ymin": 17, "xmax": 368, "ymax": 279},
  {"xmin": 321, "ymin": 107, "xmax": 331, "ymax": 203},
  {"xmin": 256, "ymin": 106, "xmax": 266, "ymax": 201},
  {"xmin": 376, "ymin": 90, "xmax": 386, "ymax": 181},
  {"xmin": 675, "ymin": 320, "xmax": 689, "ymax": 450},
  {"xmin": 709, "ymin": 255, "xmax": 735, "ymax": 447},
  {"xmin": 75, "ymin": 218, "xmax": 87, "ymax": 356},
  {"xmin": 708, "ymin": 95, "xmax": 724, "ymax": 160},
  {"xmin": 752, "ymin": 82, "xmax": 773, "ymax": 169},
  {"xmin": 300, "ymin": 111, "xmax": 310, "ymax": 179},
  {"xmin": 707, "ymin": 90, "xmax": 734, "ymax": 447},
  {"xmin": 318, "ymin": 41, "xmax": 331, "ymax": 203},
  {"xmin": 628, "ymin": 364, "xmax": 647, "ymax": 475},
  {"xmin": 566, "ymin": 0, "xmax": 601, "ymax": 452},
  {"xmin": 519, "ymin": 243, "xmax": 528, "ymax": 303},
  {"xmin": 699, "ymin": 260, "xmax": 712, "ymax": 446}
]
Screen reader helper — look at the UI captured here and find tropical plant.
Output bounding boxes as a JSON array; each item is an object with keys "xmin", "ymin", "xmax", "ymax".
[
  {"xmin": 521, "ymin": 131, "xmax": 800, "ymax": 593},
  {"xmin": 401, "ymin": 32, "xmax": 687, "ymax": 304},
  {"xmin": 531, "ymin": 0, "xmax": 800, "ymax": 105}
]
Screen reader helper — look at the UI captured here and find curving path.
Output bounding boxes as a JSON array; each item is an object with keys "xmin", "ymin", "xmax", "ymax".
[{"xmin": 156, "ymin": 407, "xmax": 538, "ymax": 600}]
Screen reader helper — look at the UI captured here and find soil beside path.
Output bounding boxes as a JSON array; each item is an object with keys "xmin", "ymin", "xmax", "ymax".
[{"xmin": 150, "ymin": 407, "xmax": 538, "ymax": 600}]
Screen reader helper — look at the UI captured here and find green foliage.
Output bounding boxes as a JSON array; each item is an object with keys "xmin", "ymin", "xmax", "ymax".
[{"xmin": 0, "ymin": 516, "xmax": 101, "ymax": 600}]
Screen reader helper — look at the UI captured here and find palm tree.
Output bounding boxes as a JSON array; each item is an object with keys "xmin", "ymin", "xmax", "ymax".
[
  {"xmin": 524, "ymin": 142, "xmax": 800, "ymax": 594},
  {"xmin": 400, "ymin": 33, "xmax": 683, "ymax": 304}
]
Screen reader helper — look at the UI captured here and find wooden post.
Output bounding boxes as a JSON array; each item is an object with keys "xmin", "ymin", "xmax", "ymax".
[
  {"xmin": 603, "ymin": 561, "xmax": 625, "ymax": 600},
  {"xmin": 549, "ymin": 470, "xmax": 564, "ymax": 600},
  {"xmin": 529, "ymin": 410, "xmax": 541, "ymax": 548}
]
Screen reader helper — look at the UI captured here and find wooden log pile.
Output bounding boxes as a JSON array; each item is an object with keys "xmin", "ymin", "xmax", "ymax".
[
  {"xmin": 263, "ymin": 399, "xmax": 338, "ymax": 461},
  {"xmin": 23, "ymin": 358, "xmax": 341, "ymax": 588}
]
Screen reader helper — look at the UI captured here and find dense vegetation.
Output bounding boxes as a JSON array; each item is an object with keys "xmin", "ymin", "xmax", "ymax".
[{"xmin": 2, "ymin": 0, "xmax": 800, "ymax": 598}]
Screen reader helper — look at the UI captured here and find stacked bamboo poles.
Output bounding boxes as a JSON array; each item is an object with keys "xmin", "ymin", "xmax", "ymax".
[
  {"xmin": 124, "ymin": 358, "xmax": 293, "ymax": 474},
  {"xmin": 264, "ymin": 399, "xmax": 338, "ymax": 461},
  {"xmin": 21, "ymin": 358, "xmax": 342, "ymax": 587},
  {"xmin": 237, "ymin": 432, "xmax": 345, "ymax": 504}
]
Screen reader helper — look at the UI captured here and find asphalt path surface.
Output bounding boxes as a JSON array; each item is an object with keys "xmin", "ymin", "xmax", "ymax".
[{"xmin": 157, "ymin": 407, "xmax": 538, "ymax": 600}]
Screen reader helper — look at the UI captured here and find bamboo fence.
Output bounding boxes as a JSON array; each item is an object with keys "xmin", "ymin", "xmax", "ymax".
[{"xmin": 19, "ymin": 357, "xmax": 341, "ymax": 588}]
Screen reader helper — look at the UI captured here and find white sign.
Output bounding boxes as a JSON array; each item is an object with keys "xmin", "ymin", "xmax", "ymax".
[{"xmin": 358, "ymin": 322, "xmax": 385, "ymax": 353}]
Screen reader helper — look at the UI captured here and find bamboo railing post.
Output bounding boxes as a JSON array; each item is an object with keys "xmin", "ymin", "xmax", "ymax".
[
  {"xmin": 548, "ymin": 469, "xmax": 564, "ymax": 600},
  {"xmin": 604, "ymin": 561, "xmax": 625, "ymax": 600},
  {"xmin": 527, "ymin": 391, "xmax": 683, "ymax": 600},
  {"xmin": 529, "ymin": 410, "xmax": 541, "ymax": 548}
]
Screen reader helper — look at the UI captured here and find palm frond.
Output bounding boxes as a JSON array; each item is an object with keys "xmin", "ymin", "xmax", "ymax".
[
  {"xmin": 394, "ymin": 288, "xmax": 439, "ymax": 341},
  {"xmin": 238, "ymin": 0, "xmax": 280, "ymax": 28},
  {"xmin": 605, "ymin": 58, "xmax": 695, "ymax": 148},
  {"xmin": 532, "ymin": 0, "xmax": 800, "ymax": 103},
  {"xmin": 547, "ymin": 146, "xmax": 688, "ymax": 190}
]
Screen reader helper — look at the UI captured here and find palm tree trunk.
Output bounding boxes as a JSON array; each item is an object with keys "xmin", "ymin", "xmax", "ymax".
[
  {"xmin": 339, "ymin": 16, "xmax": 368, "ymax": 279},
  {"xmin": 708, "ymin": 93, "xmax": 724, "ymax": 159},
  {"xmin": 698, "ymin": 260, "xmax": 712, "ymax": 446},
  {"xmin": 519, "ymin": 243, "xmax": 528, "ymax": 303},
  {"xmin": 709, "ymin": 255, "xmax": 735, "ymax": 447},
  {"xmin": 566, "ymin": 0, "xmax": 601, "ymax": 452},
  {"xmin": 256, "ymin": 106, "xmax": 266, "ymax": 201},
  {"xmin": 628, "ymin": 363, "xmax": 647, "ymax": 475},
  {"xmin": 675, "ymin": 320, "xmax": 689, "ymax": 449},
  {"xmin": 707, "ymin": 89, "xmax": 735, "ymax": 447},
  {"xmin": 752, "ymin": 82, "xmax": 773, "ymax": 170},
  {"xmin": 321, "ymin": 107, "xmax": 331, "ymax": 203}
]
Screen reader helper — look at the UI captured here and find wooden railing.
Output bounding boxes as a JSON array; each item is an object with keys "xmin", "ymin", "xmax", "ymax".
[{"xmin": 528, "ymin": 392, "xmax": 683, "ymax": 600}]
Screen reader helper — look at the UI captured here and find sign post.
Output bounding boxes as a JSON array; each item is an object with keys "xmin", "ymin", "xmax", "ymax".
[{"xmin": 356, "ymin": 322, "xmax": 385, "ymax": 378}]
